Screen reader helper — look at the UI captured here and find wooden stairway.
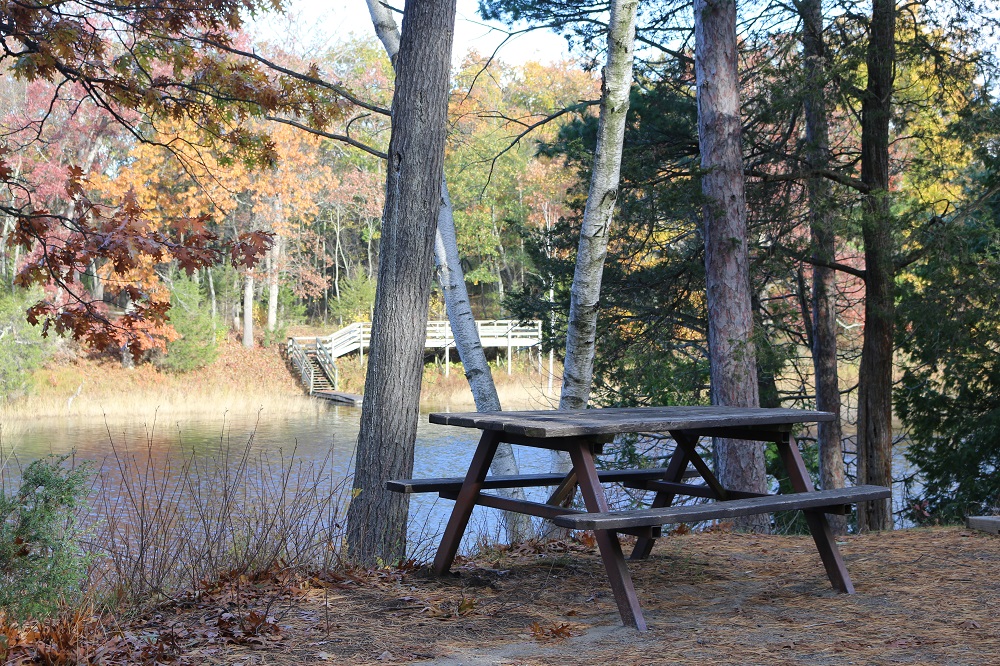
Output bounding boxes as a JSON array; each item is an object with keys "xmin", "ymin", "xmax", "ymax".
[{"xmin": 308, "ymin": 356, "xmax": 334, "ymax": 392}]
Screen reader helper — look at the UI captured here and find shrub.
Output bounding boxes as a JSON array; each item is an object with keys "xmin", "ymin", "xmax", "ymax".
[
  {"xmin": 0, "ymin": 455, "xmax": 93, "ymax": 621},
  {"xmin": 160, "ymin": 274, "xmax": 218, "ymax": 372}
]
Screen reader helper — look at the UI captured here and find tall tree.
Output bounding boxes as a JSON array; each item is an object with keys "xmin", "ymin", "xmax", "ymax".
[
  {"xmin": 558, "ymin": 0, "xmax": 639, "ymax": 417},
  {"xmin": 694, "ymin": 0, "xmax": 765, "ymax": 525},
  {"xmin": 799, "ymin": 0, "xmax": 846, "ymax": 534},
  {"xmin": 364, "ymin": 0, "xmax": 530, "ymax": 543},
  {"xmin": 856, "ymin": 0, "xmax": 896, "ymax": 531},
  {"xmin": 345, "ymin": 0, "xmax": 457, "ymax": 565}
]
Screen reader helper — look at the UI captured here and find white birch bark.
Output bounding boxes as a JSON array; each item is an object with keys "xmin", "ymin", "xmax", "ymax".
[
  {"xmin": 366, "ymin": 0, "xmax": 530, "ymax": 542},
  {"xmin": 267, "ymin": 235, "xmax": 281, "ymax": 332},
  {"xmin": 555, "ymin": 0, "xmax": 638, "ymax": 472},
  {"xmin": 242, "ymin": 272, "xmax": 255, "ymax": 348}
]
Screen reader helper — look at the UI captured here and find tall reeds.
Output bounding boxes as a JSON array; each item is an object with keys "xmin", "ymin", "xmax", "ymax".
[{"xmin": 78, "ymin": 423, "xmax": 350, "ymax": 612}]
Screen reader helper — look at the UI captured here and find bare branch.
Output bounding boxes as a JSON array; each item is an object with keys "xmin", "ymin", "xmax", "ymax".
[{"xmin": 264, "ymin": 116, "xmax": 388, "ymax": 160}]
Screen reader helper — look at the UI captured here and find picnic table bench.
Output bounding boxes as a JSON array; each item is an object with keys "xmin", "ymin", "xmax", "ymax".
[{"xmin": 388, "ymin": 406, "xmax": 890, "ymax": 631}]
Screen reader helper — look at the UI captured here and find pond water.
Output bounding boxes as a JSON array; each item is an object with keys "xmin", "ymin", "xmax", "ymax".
[
  {"xmin": 0, "ymin": 405, "xmax": 919, "ymax": 560},
  {"xmin": 0, "ymin": 405, "xmax": 554, "ymax": 556}
]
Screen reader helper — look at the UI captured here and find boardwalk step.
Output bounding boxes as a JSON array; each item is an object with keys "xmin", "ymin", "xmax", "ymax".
[{"xmin": 551, "ymin": 485, "xmax": 891, "ymax": 531}]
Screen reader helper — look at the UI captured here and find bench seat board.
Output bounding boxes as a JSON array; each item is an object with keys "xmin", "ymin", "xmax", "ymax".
[
  {"xmin": 386, "ymin": 468, "xmax": 698, "ymax": 494},
  {"xmin": 552, "ymin": 485, "xmax": 891, "ymax": 531}
]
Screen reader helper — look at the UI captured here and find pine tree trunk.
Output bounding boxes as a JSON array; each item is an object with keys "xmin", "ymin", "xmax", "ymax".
[
  {"xmin": 366, "ymin": 0, "xmax": 530, "ymax": 543},
  {"xmin": 694, "ymin": 0, "xmax": 766, "ymax": 531},
  {"xmin": 346, "ymin": 0, "xmax": 457, "ymax": 566},
  {"xmin": 555, "ymin": 0, "xmax": 638, "ymax": 475},
  {"xmin": 857, "ymin": 0, "xmax": 896, "ymax": 532},
  {"xmin": 801, "ymin": 0, "xmax": 846, "ymax": 535}
]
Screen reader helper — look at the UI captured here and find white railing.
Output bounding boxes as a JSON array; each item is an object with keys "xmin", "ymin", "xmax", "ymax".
[
  {"xmin": 286, "ymin": 338, "xmax": 317, "ymax": 394},
  {"xmin": 288, "ymin": 319, "xmax": 543, "ymax": 387},
  {"xmin": 291, "ymin": 320, "xmax": 541, "ymax": 361}
]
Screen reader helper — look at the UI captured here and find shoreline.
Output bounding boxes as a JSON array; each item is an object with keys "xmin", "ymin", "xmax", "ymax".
[{"xmin": 1, "ymin": 340, "xmax": 561, "ymax": 422}]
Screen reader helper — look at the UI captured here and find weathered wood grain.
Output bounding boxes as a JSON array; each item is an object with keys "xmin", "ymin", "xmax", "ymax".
[
  {"xmin": 386, "ymin": 468, "xmax": 699, "ymax": 494},
  {"xmin": 428, "ymin": 406, "xmax": 834, "ymax": 438},
  {"xmin": 967, "ymin": 516, "xmax": 1000, "ymax": 534},
  {"xmin": 552, "ymin": 485, "xmax": 891, "ymax": 531}
]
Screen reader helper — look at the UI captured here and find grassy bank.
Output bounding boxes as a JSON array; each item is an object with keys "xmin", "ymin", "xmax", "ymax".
[
  {"xmin": 1, "ymin": 335, "xmax": 561, "ymax": 421},
  {"xmin": 2, "ymin": 339, "xmax": 316, "ymax": 420}
]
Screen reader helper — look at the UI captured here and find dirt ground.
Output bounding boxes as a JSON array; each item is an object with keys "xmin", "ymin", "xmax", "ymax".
[{"xmin": 100, "ymin": 526, "xmax": 997, "ymax": 666}]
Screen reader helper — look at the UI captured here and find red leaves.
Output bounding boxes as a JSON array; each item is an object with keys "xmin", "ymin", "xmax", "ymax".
[
  {"xmin": 11, "ymin": 175, "xmax": 271, "ymax": 355},
  {"xmin": 230, "ymin": 230, "xmax": 273, "ymax": 269}
]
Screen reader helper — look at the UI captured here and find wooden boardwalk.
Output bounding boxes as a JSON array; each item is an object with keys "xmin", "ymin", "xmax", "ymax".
[{"xmin": 287, "ymin": 319, "xmax": 542, "ymax": 396}]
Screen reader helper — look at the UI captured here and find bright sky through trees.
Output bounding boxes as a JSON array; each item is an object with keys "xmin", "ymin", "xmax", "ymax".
[{"xmin": 255, "ymin": 0, "xmax": 570, "ymax": 64}]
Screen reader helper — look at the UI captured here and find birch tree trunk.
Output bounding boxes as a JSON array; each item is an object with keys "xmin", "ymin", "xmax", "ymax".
[
  {"xmin": 345, "ymin": 0, "xmax": 457, "ymax": 566},
  {"xmin": 857, "ymin": 0, "xmax": 896, "ymax": 532},
  {"xmin": 800, "ymin": 0, "xmax": 846, "ymax": 535},
  {"xmin": 267, "ymin": 235, "xmax": 282, "ymax": 332},
  {"xmin": 694, "ymin": 0, "xmax": 766, "ymax": 531},
  {"xmin": 242, "ymin": 272, "xmax": 255, "ymax": 348},
  {"xmin": 366, "ymin": 0, "xmax": 530, "ymax": 542},
  {"xmin": 207, "ymin": 267, "xmax": 217, "ymax": 332},
  {"xmin": 554, "ymin": 0, "xmax": 638, "ymax": 473}
]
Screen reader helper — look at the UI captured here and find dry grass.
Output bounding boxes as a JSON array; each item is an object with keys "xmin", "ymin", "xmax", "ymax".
[{"xmin": 2, "ymin": 340, "xmax": 315, "ymax": 421}]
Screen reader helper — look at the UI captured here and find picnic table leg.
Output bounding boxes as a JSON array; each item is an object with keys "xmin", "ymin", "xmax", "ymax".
[
  {"xmin": 775, "ymin": 431, "xmax": 855, "ymax": 594},
  {"xmin": 432, "ymin": 431, "xmax": 501, "ymax": 576},
  {"xmin": 568, "ymin": 443, "xmax": 647, "ymax": 631},
  {"xmin": 631, "ymin": 443, "xmax": 690, "ymax": 560}
]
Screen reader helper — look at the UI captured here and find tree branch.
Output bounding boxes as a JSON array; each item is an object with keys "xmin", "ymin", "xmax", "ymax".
[
  {"xmin": 747, "ymin": 167, "xmax": 871, "ymax": 193},
  {"xmin": 264, "ymin": 116, "xmax": 388, "ymax": 160},
  {"xmin": 199, "ymin": 38, "xmax": 391, "ymax": 116}
]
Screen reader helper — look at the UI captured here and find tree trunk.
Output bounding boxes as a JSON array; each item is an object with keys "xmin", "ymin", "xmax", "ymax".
[
  {"xmin": 555, "ymin": 0, "xmax": 638, "ymax": 472},
  {"xmin": 267, "ymin": 235, "xmax": 281, "ymax": 332},
  {"xmin": 242, "ymin": 272, "xmax": 255, "ymax": 349},
  {"xmin": 800, "ymin": 0, "xmax": 846, "ymax": 535},
  {"xmin": 346, "ymin": 0, "xmax": 457, "ymax": 566},
  {"xmin": 366, "ymin": 0, "xmax": 530, "ymax": 543},
  {"xmin": 207, "ymin": 267, "xmax": 217, "ymax": 332},
  {"xmin": 694, "ymin": 0, "xmax": 766, "ymax": 531},
  {"xmin": 857, "ymin": 0, "xmax": 896, "ymax": 532}
]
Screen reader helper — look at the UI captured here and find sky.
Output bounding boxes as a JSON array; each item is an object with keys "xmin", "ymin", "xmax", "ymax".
[{"xmin": 254, "ymin": 0, "xmax": 572, "ymax": 65}]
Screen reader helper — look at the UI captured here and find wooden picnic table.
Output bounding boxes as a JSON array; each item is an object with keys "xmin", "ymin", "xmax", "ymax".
[{"xmin": 387, "ymin": 406, "xmax": 890, "ymax": 631}]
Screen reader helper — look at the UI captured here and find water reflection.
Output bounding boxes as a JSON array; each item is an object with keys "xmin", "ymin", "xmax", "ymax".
[{"xmin": 0, "ymin": 405, "xmax": 552, "ymax": 555}]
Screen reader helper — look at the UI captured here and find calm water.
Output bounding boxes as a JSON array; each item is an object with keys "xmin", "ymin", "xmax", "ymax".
[
  {"xmin": 0, "ymin": 405, "xmax": 553, "ymax": 554},
  {"xmin": 0, "ymin": 406, "xmax": 918, "ymax": 554}
]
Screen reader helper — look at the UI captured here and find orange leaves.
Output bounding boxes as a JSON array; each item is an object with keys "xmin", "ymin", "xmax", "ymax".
[{"xmin": 12, "ymin": 173, "xmax": 271, "ymax": 356}]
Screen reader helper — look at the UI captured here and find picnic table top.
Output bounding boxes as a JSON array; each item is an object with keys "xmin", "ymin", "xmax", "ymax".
[{"xmin": 428, "ymin": 406, "xmax": 834, "ymax": 439}]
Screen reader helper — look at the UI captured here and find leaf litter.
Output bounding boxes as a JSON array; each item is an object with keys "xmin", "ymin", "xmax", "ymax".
[{"xmin": 0, "ymin": 526, "xmax": 997, "ymax": 664}]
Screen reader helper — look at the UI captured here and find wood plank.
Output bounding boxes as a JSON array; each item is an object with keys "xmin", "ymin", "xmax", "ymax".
[
  {"xmin": 433, "ymin": 432, "xmax": 501, "ymax": 575},
  {"xmin": 623, "ymin": 480, "xmax": 769, "ymax": 500},
  {"xmin": 313, "ymin": 390, "xmax": 363, "ymax": 406},
  {"xmin": 438, "ymin": 491, "xmax": 661, "ymax": 539},
  {"xmin": 386, "ymin": 467, "xmax": 699, "ymax": 494},
  {"xmin": 428, "ymin": 406, "xmax": 834, "ymax": 438},
  {"xmin": 568, "ymin": 442, "xmax": 647, "ymax": 631},
  {"xmin": 967, "ymin": 516, "xmax": 1000, "ymax": 534},
  {"xmin": 552, "ymin": 485, "xmax": 892, "ymax": 531}
]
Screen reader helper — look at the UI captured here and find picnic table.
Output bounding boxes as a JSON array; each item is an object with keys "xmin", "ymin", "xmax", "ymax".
[{"xmin": 387, "ymin": 406, "xmax": 890, "ymax": 631}]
